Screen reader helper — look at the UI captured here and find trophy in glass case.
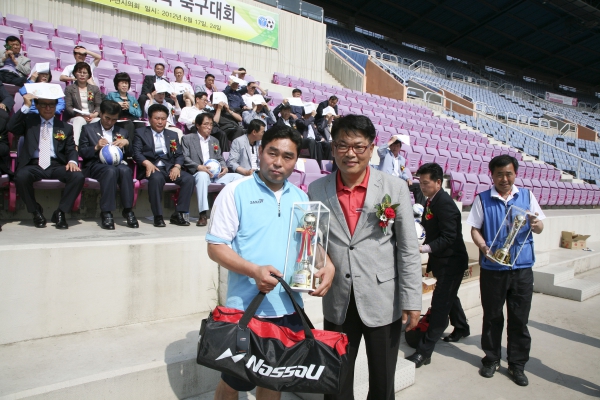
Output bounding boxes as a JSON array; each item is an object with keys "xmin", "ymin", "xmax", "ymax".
[
  {"xmin": 486, "ymin": 205, "xmax": 532, "ymax": 267},
  {"xmin": 284, "ymin": 202, "xmax": 330, "ymax": 293}
]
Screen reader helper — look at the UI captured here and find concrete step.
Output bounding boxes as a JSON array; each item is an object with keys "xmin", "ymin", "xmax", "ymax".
[{"xmin": 533, "ymin": 242, "xmax": 600, "ymax": 302}]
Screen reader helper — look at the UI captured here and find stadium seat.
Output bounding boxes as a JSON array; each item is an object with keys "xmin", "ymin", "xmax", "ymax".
[
  {"xmin": 101, "ymin": 35, "xmax": 122, "ymax": 50},
  {"xmin": 32, "ymin": 20, "xmax": 55, "ymax": 38},
  {"xmin": 5, "ymin": 14, "xmax": 30, "ymax": 35}
]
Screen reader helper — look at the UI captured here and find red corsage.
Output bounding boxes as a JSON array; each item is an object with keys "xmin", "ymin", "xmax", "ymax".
[
  {"xmin": 170, "ymin": 139, "xmax": 177, "ymax": 153},
  {"xmin": 115, "ymin": 134, "xmax": 123, "ymax": 140},
  {"xmin": 171, "ymin": 108, "xmax": 176, "ymax": 115},
  {"xmin": 425, "ymin": 208, "xmax": 434, "ymax": 220},
  {"xmin": 213, "ymin": 144, "xmax": 219, "ymax": 152},
  {"xmin": 375, "ymin": 194, "xmax": 400, "ymax": 235}
]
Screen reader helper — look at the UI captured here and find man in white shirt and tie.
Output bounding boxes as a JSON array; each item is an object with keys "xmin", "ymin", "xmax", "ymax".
[
  {"xmin": 9, "ymin": 93, "xmax": 84, "ymax": 229},
  {"xmin": 181, "ymin": 113, "xmax": 242, "ymax": 226}
]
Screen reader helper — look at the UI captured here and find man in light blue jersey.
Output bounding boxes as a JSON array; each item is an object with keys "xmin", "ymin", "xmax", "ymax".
[{"xmin": 206, "ymin": 124, "xmax": 335, "ymax": 400}]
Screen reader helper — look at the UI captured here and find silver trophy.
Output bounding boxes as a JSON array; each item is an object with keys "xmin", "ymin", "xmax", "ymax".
[{"xmin": 486, "ymin": 206, "xmax": 531, "ymax": 267}]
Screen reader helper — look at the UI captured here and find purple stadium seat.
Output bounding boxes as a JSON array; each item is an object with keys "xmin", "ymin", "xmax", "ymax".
[
  {"xmin": 116, "ymin": 63, "xmax": 137, "ymax": 74},
  {"xmin": 214, "ymin": 81, "xmax": 227, "ymax": 91},
  {"xmin": 195, "ymin": 55, "xmax": 211, "ymax": 68},
  {"xmin": 0, "ymin": 26, "xmax": 20, "ymax": 43},
  {"xmin": 556, "ymin": 182, "xmax": 567, "ymax": 206},
  {"xmin": 23, "ymin": 31, "xmax": 50, "ymax": 50},
  {"xmin": 32, "ymin": 20, "xmax": 56, "ymax": 38},
  {"xmin": 188, "ymin": 64, "xmax": 206, "ymax": 78},
  {"xmin": 79, "ymin": 30, "xmax": 100, "ymax": 46},
  {"xmin": 56, "ymin": 25, "xmax": 78, "ymax": 42},
  {"xmin": 159, "ymin": 46, "xmax": 178, "ymax": 60},
  {"xmin": 563, "ymin": 182, "xmax": 574, "ymax": 206},
  {"xmin": 458, "ymin": 159, "xmax": 470, "ymax": 174},
  {"xmin": 571, "ymin": 183, "xmax": 581, "ymax": 206},
  {"xmin": 449, "ymin": 172, "xmax": 465, "ymax": 200},
  {"xmin": 321, "ymin": 160, "xmax": 333, "ymax": 173},
  {"xmin": 94, "ymin": 66, "xmax": 116, "ymax": 88},
  {"xmin": 435, "ymin": 156, "xmax": 449, "ymax": 172},
  {"xmin": 288, "ymin": 170, "xmax": 306, "ymax": 192},
  {"xmin": 547, "ymin": 182, "xmax": 558, "ymax": 206},
  {"xmin": 27, "ymin": 48, "xmax": 57, "ymax": 70},
  {"xmin": 5, "ymin": 14, "xmax": 30, "ymax": 35},
  {"xmin": 178, "ymin": 51, "xmax": 195, "ymax": 65},
  {"xmin": 101, "ymin": 35, "xmax": 122, "ymax": 50},
  {"xmin": 122, "ymin": 39, "xmax": 142, "ymax": 54},
  {"xmin": 405, "ymin": 152, "xmax": 421, "ymax": 173},
  {"xmin": 470, "ymin": 160, "xmax": 481, "ymax": 174},
  {"xmin": 51, "ymin": 36, "xmax": 76, "ymax": 57},
  {"xmin": 102, "ymin": 78, "xmax": 116, "ymax": 94},
  {"xmin": 142, "ymin": 43, "xmax": 161, "ymax": 57},
  {"xmin": 58, "ymin": 52, "xmax": 76, "ymax": 70},
  {"xmin": 102, "ymin": 47, "xmax": 125, "ymax": 67},
  {"xmin": 593, "ymin": 186, "xmax": 600, "ymax": 206},
  {"xmin": 126, "ymin": 52, "xmax": 147, "ymax": 72},
  {"xmin": 539, "ymin": 181, "xmax": 550, "ymax": 206}
]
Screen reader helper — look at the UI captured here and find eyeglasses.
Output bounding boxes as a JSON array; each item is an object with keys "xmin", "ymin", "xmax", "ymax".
[{"xmin": 334, "ymin": 142, "xmax": 371, "ymax": 154}]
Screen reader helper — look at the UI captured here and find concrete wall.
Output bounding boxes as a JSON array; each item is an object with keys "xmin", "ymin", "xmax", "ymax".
[
  {"xmin": 0, "ymin": 237, "xmax": 219, "ymax": 345},
  {"xmin": 441, "ymin": 89, "xmax": 474, "ymax": 116},
  {"xmin": 0, "ymin": 0, "xmax": 327, "ymax": 82},
  {"xmin": 577, "ymin": 124, "xmax": 597, "ymax": 141},
  {"xmin": 365, "ymin": 59, "xmax": 407, "ymax": 102}
]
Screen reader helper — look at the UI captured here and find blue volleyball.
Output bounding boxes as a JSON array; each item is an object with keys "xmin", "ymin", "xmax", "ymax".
[
  {"xmin": 99, "ymin": 145, "xmax": 124, "ymax": 166},
  {"xmin": 204, "ymin": 159, "xmax": 221, "ymax": 176}
]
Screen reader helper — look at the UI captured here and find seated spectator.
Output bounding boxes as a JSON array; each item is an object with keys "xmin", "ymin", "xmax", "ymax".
[
  {"xmin": 79, "ymin": 100, "xmax": 138, "ymax": 230},
  {"xmin": 145, "ymin": 87, "xmax": 183, "ymax": 139},
  {"xmin": 211, "ymin": 96, "xmax": 244, "ymax": 143},
  {"xmin": 171, "ymin": 66, "xmax": 194, "ymax": 108},
  {"xmin": 295, "ymin": 110, "xmax": 331, "ymax": 165},
  {"xmin": 0, "ymin": 36, "xmax": 30, "ymax": 86},
  {"xmin": 193, "ymin": 73, "xmax": 216, "ymax": 99},
  {"xmin": 9, "ymin": 93, "xmax": 84, "ymax": 229},
  {"xmin": 274, "ymin": 105, "xmax": 321, "ymax": 166},
  {"xmin": 315, "ymin": 95, "xmax": 340, "ymax": 126},
  {"xmin": 273, "ymin": 88, "xmax": 303, "ymax": 120},
  {"xmin": 242, "ymin": 101, "xmax": 276, "ymax": 130},
  {"xmin": 19, "ymin": 70, "xmax": 66, "ymax": 115},
  {"xmin": 105, "ymin": 72, "xmax": 143, "ymax": 140},
  {"xmin": 64, "ymin": 62, "xmax": 102, "ymax": 145},
  {"xmin": 241, "ymin": 80, "xmax": 268, "ymax": 97},
  {"xmin": 138, "ymin": 63, "xmax": 174, "ymax": 112},
  {"xmin": 377, "ymin": 135, "xmax": 420, "ymax": 193},
  {"xmin": 181, "ymin": 113, "xmax": 242, "ymax": 227},
  {"xmin": 132, "ymin": 104, "xmax": 195, "ymax": 228},
  {"xmin": 59, "ymin": 45, "xmax": 101, "ymax": 86},
  {"xmin": 226, "ymin": 119, "xmax": 265, "ymax": 178},
  {"xmin": 179, "ymin": 91, "xmax": 211, "ymax": 131},
  {"xmin": 223, "ymin": 80, "xmax": 247, "ymax": 113},
  {"xmin": 231, "ymin": 67, "xmax": 247, "ymax": 83},
  {"xmin": 0, "ymin": 81, "xmax": 14, "ymax": 177}
]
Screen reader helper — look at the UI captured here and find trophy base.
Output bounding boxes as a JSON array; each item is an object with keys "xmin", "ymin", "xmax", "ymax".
[
  {"xmin": 485, "ymin": 253, "xmax": 512, "ymax": 267},
  {"xmin": 289, "ymin": 287, "xmax": 315, "ymax": 293}
]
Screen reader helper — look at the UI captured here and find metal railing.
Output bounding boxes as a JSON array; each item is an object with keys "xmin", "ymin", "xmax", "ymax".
[
  {"xmin": 325, "ymin": 46, "xmax": 364, "ymax": 92},
  {"xmin": 408, "ymin": 90, "xmax": 599, "ymax": 179}
]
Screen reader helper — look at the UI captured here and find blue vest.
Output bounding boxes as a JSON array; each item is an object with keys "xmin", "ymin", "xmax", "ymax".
[{"xmin": 480, "ymin": 188, "xmax": 535, "ymax": 271}]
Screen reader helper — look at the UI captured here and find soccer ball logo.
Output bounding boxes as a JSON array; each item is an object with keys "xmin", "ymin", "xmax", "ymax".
[{"xmin": 257, "ymin": 16, "xmax": 275, "ymax": 31}]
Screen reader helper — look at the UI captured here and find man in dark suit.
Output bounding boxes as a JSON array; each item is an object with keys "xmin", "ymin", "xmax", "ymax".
[
  {"xmin": 274, "ymin": 105, "xmax": 324, "ymax": 166},
  {"xmin": 273, "ymin": 88, "xmax": 304, "ymax": 120},
  {"xmin": 133, "ymin": 103, "xmax": 195, "ymax": 227},
  {"xmin": 295, "ymin": 110, "xmax": 332, "ymax": 164},
  {"xmin": 79, "ymin": 100, "xmax": 138, "ymax": 230},
  {"xmin": 138, "ymin": 63, "xmax": 174, "ymax": 113},
  {"xmin": 405, "ymin": 162, "xmax": 470, "ymax": 368},
  {"xmin": 0, "ymin": 81, "xmax": 15, "ymax": 177},
  {"xmin": 315, "ymin": 95, "xmax": 340, "ymax": 127},
  {"xmin": 9, "ymin": 93, "xmax": 85, "ymax": 229}
]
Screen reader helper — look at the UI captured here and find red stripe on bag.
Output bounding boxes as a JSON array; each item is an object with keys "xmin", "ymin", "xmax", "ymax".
[{"xmin": 213, "ymin": 306, "xmax": 349, "ymax": 356}]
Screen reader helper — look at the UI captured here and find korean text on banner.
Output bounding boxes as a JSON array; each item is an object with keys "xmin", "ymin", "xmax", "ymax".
[{"xmin": 87, "ymin": 0, "xmax": 279, "ymax": 49}]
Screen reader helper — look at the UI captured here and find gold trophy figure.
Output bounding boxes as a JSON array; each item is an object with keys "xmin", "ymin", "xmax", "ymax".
[
  {"xmin": 488, "ymin": 214, "xmax": 527, "ymax": 266},
  {"xmin": 291, "ymin": 213, "xmax": 317, "ymax": 289}
]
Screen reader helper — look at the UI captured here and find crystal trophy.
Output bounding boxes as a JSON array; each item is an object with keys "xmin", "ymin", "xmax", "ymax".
[
  {"xmin": 283, "ymin": 202, "xmax": 330, "ymax": 293},
  {"xmin": 486, "ymin": 205, "xmax": 533, "ymax": 267}
]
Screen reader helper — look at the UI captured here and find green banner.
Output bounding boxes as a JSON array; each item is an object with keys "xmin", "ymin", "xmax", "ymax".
[{"xmin": 88, "ymin": 0, "xmax": 279, "ymax": 48}]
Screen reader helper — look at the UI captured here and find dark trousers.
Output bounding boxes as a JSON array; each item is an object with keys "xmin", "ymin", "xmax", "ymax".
[
  {"xmin": 219, "ymin": 120, "xmax": 244, "ymax": 143},
  {"xmin": 15, "ymin": 160, "xmax": 85, "ymax": 213},
  {"xmin": 318, "ymin": 141, "xmax": 332, "ymax": 162},
  {"xmin": 0, "ymin": 70, "xmax": 27, "ymax": 86},
  {"xmin": 416, "ymin": 271, "xmax": 468, "ymax": 358},
  {"xmin": 145, "ymin": 165, "xmax": 194, "ymax": 216},
  {"xmin": 324, "ymin": 290, "xmax": 402, "ymax": 400},
  {"xmin": 480, "ymin": 267, "xmax": 533, "ymax": 370},
  {"xmin": 86, "ymin": 163, "xmax": 134, "ymax": 212},
  {"xmin": 301, "ymin": 138, "xmax": 324, "ymax": 166}
]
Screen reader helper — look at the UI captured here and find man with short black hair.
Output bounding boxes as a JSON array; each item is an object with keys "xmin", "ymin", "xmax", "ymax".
[
  {"xmin": 138, "ymin": 63, "xmax": 174, "ymax": 112},
  {"xmin": 182, "ymin": 113, "xmax": 242, "ymax": 227},
  {"xmin": 273, "ymin": 88, "xmax": 303, "ymax": 120},
  {"xmin": 171, "ymin": 66, "xmax": 194, "ymax": 108},
  {"xmin": 9, "ymin": 93, "xmax": 84, "ymax": 229},
  {"xmin": 206, "ymin": 124, "xmax": 335, "ymax": 400},
  {"xmin": 194, "ymin": 73, "xmax": 216, "ymax": 98},
  {"xmin": 226, "ymin": 119, "xmax": 265, "ymax": 177},
  {"xmin": 133, "ymin": 104, "xmax": 195, "ymax": 227},
  {"xmin": 59, "ymin": 45, "xmax": 101, "ymax": 85},
  {"xmin": 315, "ymin": 95, "xmax": 340, "ymax": 126},
  {"xmin": 405, "ymin": 162, "xmax": 469, "ymax": 368},
  {"xmin": 79, "ymin": 100, "xmax": 138, "ymax": 230},
  {"xmin": 0, "ymin": 36, "xmax": 31, "ymax": 86},
  {"xmin": 295, "ymin": 109, "xmax": 332, "ymax": 165},
  {"xmin": 179, "ymin": 91, "xmax": 212, "ymax": 131},
  {"xmin": 468, "ymin": 154, "xmax": 545, "ymax": 387}
]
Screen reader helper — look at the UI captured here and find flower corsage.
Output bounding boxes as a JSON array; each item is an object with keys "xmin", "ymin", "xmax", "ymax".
[
  {"xmin": 87, "ymin": 91, "xmax": 94, "ymax": 102},
  {"xmin": 425, "ymin": 208, "xmax": 434, "ymax": 220},
  {"xmin": 54, "ymin": 130, "xmax": 66, "ymax": 141},
  {"xmin": 375, "ymin": 194, "xmax": 400, "ymax": 235},
  {"xmin": 170, "ymin": 139, "xmax": 177, "ymax": 153},
  {"xmin": 213, "ymin": 144, "xmax": 219, "ymax": 153}
]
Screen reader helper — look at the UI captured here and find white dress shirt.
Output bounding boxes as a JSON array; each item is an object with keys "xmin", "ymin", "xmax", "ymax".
[{"xmin": 198, "ymin": 133, "xmax": 211, "ymax": 163}]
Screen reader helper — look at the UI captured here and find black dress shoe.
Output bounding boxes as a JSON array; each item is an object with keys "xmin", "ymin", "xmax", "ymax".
[
  {"xmin": 122, "ymin": 210, "xmax": 139, "ymax": 228},
  {"xmin": 507, "ymin": 366, "xmax": 529, "ymax": 386},
  {"xmin": 443, "ymin": 328, "xmax": 470, "ymax": 342},
  {"xmin": 170, "ymin": 211, "xmax": 190, "ymax": 226},
  {"xmin": 32, "ymin": 211, "xmax": 47, "ymax": 228},
  {"xmin": 51, "ymin": 210, "xmax": 68, "ymax": 229},
  {"xmin": 101, "ymin": 212, "xmax": 115, "ymax": 230},
  {"xmin": 479, "ymin": 360, "xmax": 500, "ymax": 378},
  {"xmin": 405, "ymin": 352, "xmax": 431, "ymax": 368},
  {"xmin": 197, "ymin": 212, "xmax": 208, "ymax": 227},
  {"xmin": 154, "ymin": 215, "xmax": 166, "ymax": 227}
]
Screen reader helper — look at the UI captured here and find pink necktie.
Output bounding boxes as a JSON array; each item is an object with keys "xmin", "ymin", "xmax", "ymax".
[{"xmin": 38, "ymin": 121, "xmax": 51, "ymax": 170}]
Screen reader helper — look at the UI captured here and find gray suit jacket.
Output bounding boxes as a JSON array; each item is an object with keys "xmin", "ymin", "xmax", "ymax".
[
  {"xmin": 181, "ymin": 133, "xmax": 226, "ymax": 174},
  {"xmin": 308, "ymin": 167, "xmax": 422, "ymax": 327},
  {"xmin": 226, "ymin": 134, "xmax": 259, "ymax": 173}
]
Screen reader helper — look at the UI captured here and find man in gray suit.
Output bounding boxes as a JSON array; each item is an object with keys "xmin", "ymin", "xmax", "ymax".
[
  {"xmin": 181, "ymin": 113, "xmax": 242, "ymax": 226},
  {"xmin": 226, "ymin": 119, "xmax": 265, "ymax": 177},
  {"xmin": 308, "ymin": 115, "xmax": 422, "ymax": 400}
]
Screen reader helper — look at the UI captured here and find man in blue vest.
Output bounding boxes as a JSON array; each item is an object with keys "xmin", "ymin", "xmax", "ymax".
[{"xmin": 467, "ymin": 155, "xmax": 545, "ymax": 387}]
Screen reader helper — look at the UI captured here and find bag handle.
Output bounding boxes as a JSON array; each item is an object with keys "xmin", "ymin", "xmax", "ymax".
[{"xmin": 238, "ymin": 274, "xmax": 315, "ymax": 340}]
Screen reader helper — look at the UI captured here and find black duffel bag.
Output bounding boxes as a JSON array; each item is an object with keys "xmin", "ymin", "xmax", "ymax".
[{"xmin": 196, "ymin": 275, "xmax": 350, "ymax": 394}]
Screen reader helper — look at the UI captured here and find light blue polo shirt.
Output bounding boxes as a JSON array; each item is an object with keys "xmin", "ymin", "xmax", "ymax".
[{"xmin": 206, "ymin": 172, "xmax": 309, "ymax": 316}]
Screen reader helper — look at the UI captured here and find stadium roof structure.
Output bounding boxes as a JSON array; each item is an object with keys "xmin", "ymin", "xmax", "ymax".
[{"xmin": 310, "ymin": 0, "xmax": 600, "ymax": 89}]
